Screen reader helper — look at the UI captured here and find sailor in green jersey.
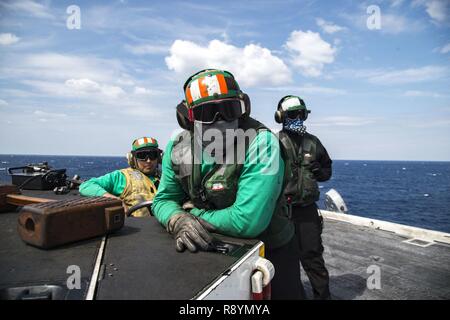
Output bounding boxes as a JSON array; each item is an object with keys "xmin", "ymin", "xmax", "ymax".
[
  {"xmin": 275, "ymin": 95, "xmax": 333, "ymax": 299},
  {"xmin": 79, "ymin": 137, "xmax": 162, "ymax": 217},
  {"xmin": 152, "ymin": 69, "xmax": 305, "ymax": 299}
]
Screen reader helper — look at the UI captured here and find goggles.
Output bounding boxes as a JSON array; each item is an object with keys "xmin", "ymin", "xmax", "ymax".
[
  {"xmin": 286, "ymin": 109, "xmax": 309, "ymax": 121},
  {"xmin": 188, "ymin": 99, "xmax": 245, "ymax": 124},
  {"xmin": 134, "ymin": 149, "xmax": 159, "ymax": 161}
]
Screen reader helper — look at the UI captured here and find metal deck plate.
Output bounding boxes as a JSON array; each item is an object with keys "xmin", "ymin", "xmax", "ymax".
[
  {"xmin": 315, "ymin": 218, "xmax": 450, "ymax": 300},
  {"xmin": 0, "ymin": 208, "xmax": 101, "ymax": 299},
  {"xmin": 95, "ymin": 217, "xmax": 252, "ymax": 300}
]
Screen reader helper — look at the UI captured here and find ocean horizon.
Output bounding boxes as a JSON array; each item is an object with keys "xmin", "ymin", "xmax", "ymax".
[
  {"xmin": 1, "ymin": 154, "xmax": 449, "ymax": 233},
  {"xmin": 2, "ymin": 153, "xmax": 449, "ymax": 162}
]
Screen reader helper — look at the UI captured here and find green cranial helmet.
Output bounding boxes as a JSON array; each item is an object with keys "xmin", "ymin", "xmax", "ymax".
[
  {"xmin": 278, "ymin": 95, "xmax": 307, "ymax": 112},
  {"xmin": 131, "ymin": 137, "xmax": 159, "ymax": 151},
  {"xmin": 183, "ymin": 69, "xmax": 242, "ymax": 108}
]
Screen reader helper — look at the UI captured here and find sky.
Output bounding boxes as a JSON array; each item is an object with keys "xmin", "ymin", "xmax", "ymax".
[{"xmin": 0, "ymin": 0, "xmax": 449, "ymax": 160}]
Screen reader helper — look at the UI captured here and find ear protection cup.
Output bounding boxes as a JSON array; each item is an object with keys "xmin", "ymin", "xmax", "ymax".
[
  {"xmin": 176, "ymin": 100, "xmax": 193, "ymax": 131},
  {"xmin": 241, "ymin": 93, "xmax": 251, "ymax": 119},
  {"xmin": 274, "ymin": 95, "xmax": 292, "ymax": 124},
  {"xmin": 274, "ymin": 110, "xmax": 284, "ymax": 123},
  {"xmin": 126, "ymin": 152, "xmax": 136, "ymax": 168},
  {"xmin": 158, "ymin": 150, "xmax": 163, "ymax": 165},
  {"xmin": 154, "ymin": 148, "xmax": 163, "ymax": 165}
]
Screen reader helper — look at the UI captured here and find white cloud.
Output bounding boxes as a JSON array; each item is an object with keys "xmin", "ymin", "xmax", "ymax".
[
  {"xmin": 296, "ymin": 85, "xmax": 347, "ymax": 95},
  {"xmin": 11, "ymin": 35, "xmax": 54, "ymax": 50},
  {"xmin": 125, "ymin": 44, "xmax": 169, "ymax": 55},
  {"xmin": 285, "ymin": 30, "xmax": 336, "ymax": 77},
  {"xmin": 413, "ymin": 0, "xmax": 449, "ymax": 23},
  {"xmin": 0, "ymin": 33, "xmax": 20, "ymax": 45},
  {"xmin": 367, "ymin": 66, "xmax": 449, "ymax": 84},
  {"xmin": 0, "ymin": 0, "xmax": 54, "ymax": 19},
  {"xmin": 340, "ymin": 11, "xmax": 423, "ymax": 34},
  {"xmin": 0, "ymin": 99, "xmax": 8, "ymax": 106},
  {"xmin": 83, "ymin": 6, "xmax": 225, "ymax": 43},
  {"xmin": 264, "ymin": 84, "xmax": 346, "ymax": 95},
  {"xmin": 33, "ymin": 110, "xmax": 68, "ymax": 123},
  {"xmin": 1, "ymin": 53, "xmax": 127, "ymax": 85},
  {"xmin": 134, "ymin": 87, "xmax": 153, "ymax": 95},
  {"xmin": 403, "ymin": 90, "xmax": 445, "ymax": 98},
  {"xmin": 3, "ymin": 49, "xmax": 173, "ymax": 122},
  {"xmin": 440, "ymin": 43, "xmax": 450, "ymax": 54},
  {"xmin": 332, "ymin": 65, "xmax": 449, "ymax": 85},
  {"xmin": 316, "ymin": 18, "xmax": 346, "ymax": 34},
  {"xmin": 425, "ymin": 0, "xmax": 449, "ymax": 23},
  {"xmin": 409, "ymin": 119, "xmax": 450, "ymax": 128},
  {"xmin": 381, "ymin": 14, "xmax": 411, "ymax": 34},
  {"xmin": 18, "ymin": 78, "xmax": 168, "ymax": 121},
  {"xmin": 133, "ymin": 86, "xmax": 166, "ymax": 96},
  {"xmin": 22, "ymin": 80, "xmax": 73, "ymax": 97},
  {"xmin": 34, "ymin": 110, "xmax": 67, "ymax": 118},
  {"xmin": 21, "ymin": 78, "xmax": 126, "ymax": 100},
  {"xmin": 390, "ymin": 0, "xmax": 405, "ymax": 7},
  {"xmin": 311, "ymin": 116, "xmax": 377, "ymax": 127},
  {"xmin": 0, "ymin": 53, "xmax": 169, "ymax": 120},
  {"xmin": 65, "ymin": 78, "xmax": 102, "ymax": 93},
  {"xmin": 65, "ymin": 78, "xmax": 125, "ymax": 99},
  {"xmin": 116, "ymin": 77, "xmax": 135, "ymax": 86},
  {"xmin": 165, "ymin": 39, "xmax": 292, "ymax": 87}
]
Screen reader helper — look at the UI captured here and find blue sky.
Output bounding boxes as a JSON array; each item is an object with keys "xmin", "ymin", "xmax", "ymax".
[{"xmin": 0, "ymin": 0, "xmax": 449, "ymax": 160}]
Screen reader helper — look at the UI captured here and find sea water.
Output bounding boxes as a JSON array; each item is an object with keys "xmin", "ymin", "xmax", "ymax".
[{"xmin": 1, "ymin": 155, "xmax": 449, "ymax": 233}]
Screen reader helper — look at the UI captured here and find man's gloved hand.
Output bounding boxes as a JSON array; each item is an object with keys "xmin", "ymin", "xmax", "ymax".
[
  {"xmin": 308, "ymin": 161, "xmax": 322, "ymax": 177},
  {"xmin": 182, "ymin": 200, "xmax": 195, "ymax": 211},
  {"xmin": 167, "ymin": 212, "xmax": 216, "ymax": 253}
]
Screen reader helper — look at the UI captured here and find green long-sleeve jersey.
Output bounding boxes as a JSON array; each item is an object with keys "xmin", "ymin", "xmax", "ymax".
[
  {"xmin": 152, "ymin": 130, "xmax": 285, "ymax": 238},
  {"xmin": 79, "ymin": 170, "xmax": 157, "ymax": 197}
]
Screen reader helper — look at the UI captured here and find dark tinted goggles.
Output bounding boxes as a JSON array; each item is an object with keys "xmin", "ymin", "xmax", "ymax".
[
  {"xmin": 134, "ymin": 149, "xmax": 159, "ymax": 161},
  {"xmin": 286, "ymin": 109, "xmax": 308, "ymax": 120},
  {"xmin": 189, "ymin": 99, "xmax": 244, "ymax": 124}
]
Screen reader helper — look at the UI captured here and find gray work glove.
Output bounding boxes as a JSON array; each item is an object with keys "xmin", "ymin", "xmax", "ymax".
[{"xmin": 167, "ymin": 212, "xmax": 216, "ymax": 253}]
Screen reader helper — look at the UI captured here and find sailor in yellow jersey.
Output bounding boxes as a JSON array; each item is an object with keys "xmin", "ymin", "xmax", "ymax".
[{"xmin": 80, "ymin": 137, "xmax": 162, "ymax": 217}]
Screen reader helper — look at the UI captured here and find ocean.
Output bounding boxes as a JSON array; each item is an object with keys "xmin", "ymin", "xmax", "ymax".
[{"xmin": 1, "ymin": 154, "xmax": 449, "ymax": 233}]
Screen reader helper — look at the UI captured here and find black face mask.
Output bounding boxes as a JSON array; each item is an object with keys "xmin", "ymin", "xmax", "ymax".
[{"xmin": 194, "ymin": 119, "xmax": 239, "ymax": 151}]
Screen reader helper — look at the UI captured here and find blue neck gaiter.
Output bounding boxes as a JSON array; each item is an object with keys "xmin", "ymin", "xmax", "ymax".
[{"xmin": 283, "ymin": 118, "xmax": 306, "ymax": 135}]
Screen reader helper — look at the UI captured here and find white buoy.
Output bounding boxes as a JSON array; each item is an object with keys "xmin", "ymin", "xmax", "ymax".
[{"xmin": 424, "ymin": 194, "xmax": 430, "ymax": 197}]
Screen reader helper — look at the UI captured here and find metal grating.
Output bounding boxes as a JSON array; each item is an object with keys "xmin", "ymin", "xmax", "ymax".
[{"xmin": 28, "ymin": 196, "xmax": 121, "ymax": 209}]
